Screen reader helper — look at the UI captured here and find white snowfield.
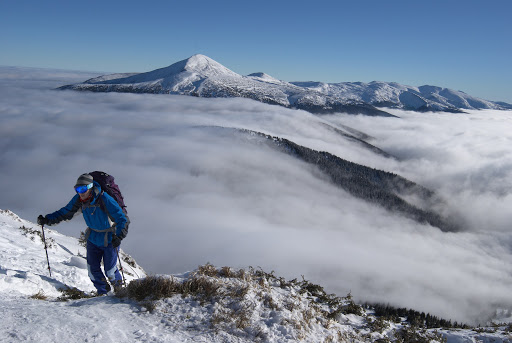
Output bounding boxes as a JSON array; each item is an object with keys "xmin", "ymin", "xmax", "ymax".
[{"xmin": 1, "ymin": 209, "xmax": 511, "ymax": 342}]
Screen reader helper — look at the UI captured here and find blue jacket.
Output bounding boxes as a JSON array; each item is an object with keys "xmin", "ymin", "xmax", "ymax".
[{"xmin": 46, "ymin": 181, "xmax": 129, "ymax": 247}]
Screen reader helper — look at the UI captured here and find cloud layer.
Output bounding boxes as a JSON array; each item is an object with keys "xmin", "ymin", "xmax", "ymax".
[{"xmin": 1, "ymin": 67, "xmax": 512, "ymax": 325}]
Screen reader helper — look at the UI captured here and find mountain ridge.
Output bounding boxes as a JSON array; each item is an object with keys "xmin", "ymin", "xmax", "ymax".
[
  {"xmin": 58, "ymin": 54, "xmax": 512, "ymax": 117},
  {"xmin": 57, "ymin": 54, "xmax": 386, "ymax": 117},
  {"xmin": 241, "ymin": 127, "xmax": 457, "ymax": 232},
  {"xmin": 59, "ymin": 54, "xmax": 512, "ymax": 115},
  {"xmin": 294, "ymin": 80, "xmax": 512, "ymax": 112}
]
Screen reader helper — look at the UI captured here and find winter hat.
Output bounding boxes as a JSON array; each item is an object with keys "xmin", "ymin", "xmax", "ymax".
[{"xmin": 75, "ymin": 173, "xmax": 94, "ymax": 187}]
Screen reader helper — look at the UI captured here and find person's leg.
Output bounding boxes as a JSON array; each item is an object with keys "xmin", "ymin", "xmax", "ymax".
[
  {"xmin": 86, "ymin": 240, "xmax": 110, "ymax": 294},
  {"xmin": 103, "ymin": 243, "xmax": 122, "ymax": 290}
]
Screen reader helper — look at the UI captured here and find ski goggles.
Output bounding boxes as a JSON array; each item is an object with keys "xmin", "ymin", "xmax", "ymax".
[{"xmin": 75, "ymin": 183, "xmax": 93, "ymax": 194}]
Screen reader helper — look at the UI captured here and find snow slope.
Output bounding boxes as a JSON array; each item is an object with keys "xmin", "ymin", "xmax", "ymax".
[
  {"xmin": 0, "ymin": 209, "xmax": 145, "ymax": 298},
  {"xmin": 1, "ymin": 209, "xmax": 511, "ymax": 343}
]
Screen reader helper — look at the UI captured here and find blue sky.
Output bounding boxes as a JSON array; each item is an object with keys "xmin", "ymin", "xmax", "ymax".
[{"xmin": 1, "ymin": 0, "xmax": 511, "ymax": 103}]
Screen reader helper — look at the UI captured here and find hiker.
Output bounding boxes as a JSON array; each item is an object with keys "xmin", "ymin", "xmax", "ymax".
[{"xmin": 38, "ymin": 173, "xmax": 129, "ymax": 295}]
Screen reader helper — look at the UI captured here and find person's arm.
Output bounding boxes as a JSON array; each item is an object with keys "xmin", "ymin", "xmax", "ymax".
[{"xmin": 45, "ymin": 195, "xmax": 82, "ymax": 225}]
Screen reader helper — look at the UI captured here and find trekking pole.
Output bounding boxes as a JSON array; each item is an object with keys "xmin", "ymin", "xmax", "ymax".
[
  {"xmin": 40, "ymin": 224, "xmax": 52, "ymax": 277},
  {"xmin": 116, "ymin": 247, "xmax": 126, "ymax": 286}
]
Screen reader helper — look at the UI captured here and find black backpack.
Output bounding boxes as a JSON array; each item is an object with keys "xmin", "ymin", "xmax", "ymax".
[{"xmin": 89, "ymin": 171, "xmax": 127, "ymax": 214}]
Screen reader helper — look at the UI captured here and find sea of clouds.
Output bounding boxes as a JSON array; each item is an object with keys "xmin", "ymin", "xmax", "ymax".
[{"xmin": 1, "ymin": 66, "xmax": 512, "ymax": 325}]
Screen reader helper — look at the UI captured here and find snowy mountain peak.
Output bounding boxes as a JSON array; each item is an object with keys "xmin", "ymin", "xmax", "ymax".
[
  {"xmin": 86, "ymin": 54, "xmax": 240, "ymax": 87},
  {"xmin": 181, "ymin": 54, "xmax": 240, "ymax": 78}
]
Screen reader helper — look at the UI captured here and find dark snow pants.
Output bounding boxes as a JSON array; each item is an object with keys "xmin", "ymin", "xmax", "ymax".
[{"xmin": 87, "ymin": 240, "xmax": 122, "ymax": 294}]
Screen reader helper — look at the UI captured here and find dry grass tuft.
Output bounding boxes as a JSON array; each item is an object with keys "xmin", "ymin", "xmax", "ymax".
[
  {"xmin": 58, "ymin": 286, "xmax": 93, "ymax": 301},
  {"xmin": 119, "ymin": 264, "xmax": 369, "ymax": 339},
  {"xmin": 119, "ymin": 275, "xmax": 180, "ymax": 301},
  {"xmin": 30, "ymin": 290, "xmax": 48, "ymax": 300},
  {"xmin": 197, "ymin": 263, "xmax": 218, "ymax": 277},
  {"xmin": 19, "ymin": 225, "xmax": 55, "ymax": 248}
]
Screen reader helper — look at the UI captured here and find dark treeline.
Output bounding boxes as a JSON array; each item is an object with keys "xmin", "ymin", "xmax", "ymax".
[
  {"xmin": 270, "ymin": 136, "xmax": 458, "ymax": 232},
  {"xmin": 208, "ymin": 126, "xmax": 456, "ymax": 232},
  {"xmin": 369, "ymin": 303, "xmax": 469, "ymax": 329}
]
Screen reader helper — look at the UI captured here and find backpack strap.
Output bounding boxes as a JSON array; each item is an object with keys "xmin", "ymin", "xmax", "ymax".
[
  {"xmin": 84, "ymin": 191, "xmax": 117, "ymax": 247},
  {"xmin": 97, "ymin": 190, "xmax": 130, "ymax": 240},
  {"xmin": 84, "ymin": 225, "xmax": 117, "ymax": 247},
  {"xmin": 97, "ymin": 191, "xmax": 116, "ymax": 223}
]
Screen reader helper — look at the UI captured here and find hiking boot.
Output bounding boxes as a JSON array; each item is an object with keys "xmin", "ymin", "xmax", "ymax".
[{"xmin": 113, "ymin": 281, "xmax": 123, "ymax": 294}]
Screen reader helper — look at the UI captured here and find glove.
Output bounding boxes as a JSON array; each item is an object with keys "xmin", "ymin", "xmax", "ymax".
[
  {"xmin": 112, "ymin": 235, "xmax": 122, "ymax": 248},
  {"xmin": 37, "ymin": 215, "xmax": 49, "ymax": 226}
]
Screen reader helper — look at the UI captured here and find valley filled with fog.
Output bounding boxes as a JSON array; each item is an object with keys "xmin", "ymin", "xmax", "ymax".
[{"xmin": 1, "ymin": 67, "xmax": 512, "ymax": 325}]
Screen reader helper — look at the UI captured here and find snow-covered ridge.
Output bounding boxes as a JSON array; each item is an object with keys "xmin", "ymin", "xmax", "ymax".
[
  {"xmin": 58, "ymin": 54, "xmax": 512, "ymax": 115},
  {"xmin": 293, "ymin": 80, "xmax": 512, "ymax": 112},
  {"xmin": 247, "ymin": 72, "xmax": 285, "ymax": 85},
  {"xmin": 1, "ymin": 209, "xmax": 512, "ymax": 342},
  {"xmin": 83, "ymin": 72, "xmax": 140, "ymax": 84},
  {"xmin": 57, "ymin": 55, "xmax": 392, "ymax": 117}
]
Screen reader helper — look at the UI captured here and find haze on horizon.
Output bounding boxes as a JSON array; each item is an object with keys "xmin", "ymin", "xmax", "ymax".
[{"xmin": 1, "ymin": 0, "xmax": 511, "ymax": 104}]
